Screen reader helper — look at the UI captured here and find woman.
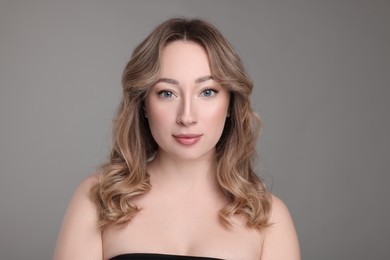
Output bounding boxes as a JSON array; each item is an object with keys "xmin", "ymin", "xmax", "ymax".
[{"xmin": 54, "ymin": 18, "xmax": 300, "ymax": 260}]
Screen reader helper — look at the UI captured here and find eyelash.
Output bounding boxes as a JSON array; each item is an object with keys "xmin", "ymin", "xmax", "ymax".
[
  {"xmin": 200, "ymin": 88, "xmax": 219, "ymax": 97},
  {"xmin": 156, "ymin": 88, "xmax": 219, "ymax": 99},
  {"xmin": 157, "ymin": 90, "xmax": 175, "ymax": 98}
]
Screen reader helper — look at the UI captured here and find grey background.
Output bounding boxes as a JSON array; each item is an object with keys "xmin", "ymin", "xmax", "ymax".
[{"xmin": 0, "ymin": 0, "xmax": 389, "ymax": 259}]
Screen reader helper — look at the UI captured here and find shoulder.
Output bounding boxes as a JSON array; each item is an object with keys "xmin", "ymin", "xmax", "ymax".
[
  {"xmin": 79, "ymin": 174, "xmax": 100, "ymax": 189},
  {"xmin": 77, "ymin": 174, "xmax": 100, "ymax": 196},
  {"xmin": 64, "ymin": 174, "xmax": 99, "ymax": 214},
  {"xmin": 53, "ymin": 174, "xmax": 102, "ymax": 260},
  {"xmin": 268, "ymin": 194, "xmax": 295, "ymax": 225},
  {"xmin": 63, "ymin": 174, "xmax": 100, "ymax": 217},
  {"xmin": 260, "ymin": 194, "xmax": 301, "ymax": 260}
]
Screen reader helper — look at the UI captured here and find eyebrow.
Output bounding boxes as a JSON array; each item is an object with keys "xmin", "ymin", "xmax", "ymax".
[
  {"xmin": 156, "ymin": 75, "xmax": 213, "ymax": 85},
  {"xmin": 195, "ymin": 75, "xmax": 213, "ymax": 84}
]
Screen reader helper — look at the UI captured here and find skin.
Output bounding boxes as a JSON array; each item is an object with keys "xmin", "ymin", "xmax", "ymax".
[
  {"xmin": 53, "ymin": 41, "xmax": 300, "ymax": 260},
  {"xmin": 144, "ymin": 41, "xmax": 230, "ymax": 167}
]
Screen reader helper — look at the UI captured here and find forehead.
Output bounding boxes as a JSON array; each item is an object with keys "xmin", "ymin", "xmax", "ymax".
[{"xmin": 160, "ymin": 40, "xmax": 211, "ymax": 79}]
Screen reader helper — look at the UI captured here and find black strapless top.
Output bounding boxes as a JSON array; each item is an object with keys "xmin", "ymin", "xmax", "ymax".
[{"xmin": 110, "ymin": 253, "xmax": 225, "ymax": 260}]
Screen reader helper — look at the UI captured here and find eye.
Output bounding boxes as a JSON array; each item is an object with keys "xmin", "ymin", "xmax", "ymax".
[
  {"xmin": 200, "ymin": 88, "xmax": 218, "ymax": 97},
  {"xmin": 157, "ymin": 90, "xmax": 174, "ymax": 98}
]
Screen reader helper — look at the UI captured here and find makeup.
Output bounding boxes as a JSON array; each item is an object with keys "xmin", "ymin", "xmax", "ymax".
[{"xmin": 173, "ymin": 134, "xmax": 203, "ymax": 145}]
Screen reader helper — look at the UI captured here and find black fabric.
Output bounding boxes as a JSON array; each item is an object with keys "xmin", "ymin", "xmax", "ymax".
[{"xmin": 110, "ymin": 253, "xmax": 225, "ymax": 260}]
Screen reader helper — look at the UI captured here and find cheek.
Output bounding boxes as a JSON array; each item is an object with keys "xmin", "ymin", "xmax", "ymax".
[
  {"xmin": 146, "ymin": 102, "xmax": 175, "ymax": 135},
  {"xmin": 148, "ymin": 109, "xmax": 165, "ymax": 129},
  {"xmin": 202, "ymin": 100, "xmax": 229, "ymax": 123}
]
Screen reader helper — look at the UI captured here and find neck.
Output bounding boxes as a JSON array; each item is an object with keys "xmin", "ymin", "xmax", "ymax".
[{"xmin": 147, "ymin": 149, "xmax": 219, "ymax": 191}]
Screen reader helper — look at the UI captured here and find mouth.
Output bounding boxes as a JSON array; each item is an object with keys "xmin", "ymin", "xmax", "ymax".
[{"xmin": 172, "ymin": 134, "xmax": 203, "ymax": 145}]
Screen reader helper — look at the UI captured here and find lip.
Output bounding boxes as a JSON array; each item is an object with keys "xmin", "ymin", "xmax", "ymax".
[{"xmin": 173, "ymin": 134, "xmax": 203, "ymax": 145}]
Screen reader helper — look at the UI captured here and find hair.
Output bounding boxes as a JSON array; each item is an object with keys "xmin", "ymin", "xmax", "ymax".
[{"xmin": 90, "ymin": 17, "xmax": 272, "ymax": 230}]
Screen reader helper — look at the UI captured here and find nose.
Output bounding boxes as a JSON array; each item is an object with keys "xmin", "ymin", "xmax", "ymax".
[{"xmin": 176, "ymin": 95, "xmax": 197, "ymax": 126}]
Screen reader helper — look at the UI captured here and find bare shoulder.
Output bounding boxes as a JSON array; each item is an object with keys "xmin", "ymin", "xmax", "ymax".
[
  {"xmin": 79, "ymin": 174, "xmax": 100, "ymax": 196},
  {"xmin": 268, "ymin": 195, "xmax": 296, "ymax": 226},
  {"xmin": 53, "ymin": 174, "xmax": 102, "ymax": 260},
  {"xmin": 61, "ymin": 174, "xmax": 99, "ymax": 219},
  {"xmin": 260, "ymin": 194, "xmax": 301, "ymax": 260}
]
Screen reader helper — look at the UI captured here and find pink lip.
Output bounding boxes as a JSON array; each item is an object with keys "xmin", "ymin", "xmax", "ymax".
[{"xmin": 173, "ymin": 134, "xmax": 203, "ymax": 145}]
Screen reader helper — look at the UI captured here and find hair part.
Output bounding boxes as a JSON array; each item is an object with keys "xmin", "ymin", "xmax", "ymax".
[{"xmin": 90, "ymin": 17, "xmax": 272, "ymax": 230}]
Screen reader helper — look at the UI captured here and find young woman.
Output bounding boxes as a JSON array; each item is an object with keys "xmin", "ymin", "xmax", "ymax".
[{"xmin": 54, "ymin": 18, "xmax": 300, "ymax": 260}]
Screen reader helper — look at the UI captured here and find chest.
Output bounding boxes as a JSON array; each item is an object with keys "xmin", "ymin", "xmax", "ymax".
[{"xmin": 102, "ymin": 203, "xmax": 263, "ymax": 260}]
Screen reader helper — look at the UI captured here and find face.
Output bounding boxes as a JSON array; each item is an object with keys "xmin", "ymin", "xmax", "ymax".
[{"xmin": 145, "ymin": 40, "xmax": 230, "ymax": 161}]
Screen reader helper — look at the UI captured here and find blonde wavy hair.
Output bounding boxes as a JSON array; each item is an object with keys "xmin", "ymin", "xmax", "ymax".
[{"xmin": 91, "ymin": 17, "xmax": 272, "ymax": 230}]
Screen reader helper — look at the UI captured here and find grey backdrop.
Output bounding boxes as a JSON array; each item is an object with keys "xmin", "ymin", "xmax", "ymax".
[{"xmin": 1, "ymin": 0, "xmax": 389, "ymax": 259}]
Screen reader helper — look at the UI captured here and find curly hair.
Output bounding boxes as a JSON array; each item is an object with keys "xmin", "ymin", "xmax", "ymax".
[{"xmin": 90, "ymin": 17, "xmax": 272, "ymax": 230}]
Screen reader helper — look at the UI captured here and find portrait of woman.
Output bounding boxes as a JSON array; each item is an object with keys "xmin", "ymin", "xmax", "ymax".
[
  {"xmin": 53, "ymin": 18, "xmax": 300, "ymax": 260},
  {"xmin": 1, "ymin": 1, "xmax": 389, "ymax": 259}
]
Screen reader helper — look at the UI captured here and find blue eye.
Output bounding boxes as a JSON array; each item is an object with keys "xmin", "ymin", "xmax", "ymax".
[
  {"xmin": 158, "ymin": 90, "xmax": 174, "ymax": 98},
  {"xmin": 201, "ymin": 89, "xmax": 218, "ymax": 97}
]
